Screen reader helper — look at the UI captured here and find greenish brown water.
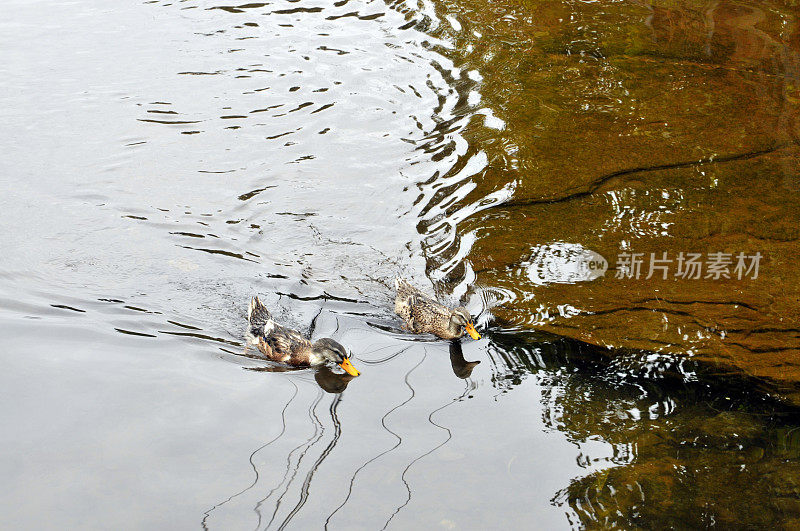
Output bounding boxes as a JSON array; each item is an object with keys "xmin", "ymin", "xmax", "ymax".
[
  {"xmin": 412, "ymin": 0, "xmax": 800, "ymax": 401},
  {"xmin": 1, "ymin": 0, "xmax": 799, "ymax": 529}
]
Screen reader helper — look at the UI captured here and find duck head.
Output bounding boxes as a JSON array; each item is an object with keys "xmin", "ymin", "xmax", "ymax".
[
  {"xmin": 449, "ymin": 307, "xmax": 481, "ymax": 340},
  {"xmin": 312, "ymin": 338, "xmax": 360, "ymax": 376}
]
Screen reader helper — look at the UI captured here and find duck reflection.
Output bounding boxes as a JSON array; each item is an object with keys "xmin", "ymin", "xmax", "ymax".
[
  {"xmin": 245, "ymin": 364, "xmax": 357, "ymax": 393},
  {"xmin": 449, "ymin": 340, "xmax": 480, "ymax": 379},
  {"xmin": 314, "ymin": 365, "xmax": 357, "ymax": 393}
]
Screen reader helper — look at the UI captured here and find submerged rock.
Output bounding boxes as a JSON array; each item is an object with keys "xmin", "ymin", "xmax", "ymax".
[{"xmin": 416, "ymin": 0, "xmax": 800, "ymax": 403}]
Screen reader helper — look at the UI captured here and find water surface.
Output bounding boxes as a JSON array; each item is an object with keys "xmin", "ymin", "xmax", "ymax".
[{"xmin": 2, "ymin": 0, "xmax": 800, "ymax": 529}]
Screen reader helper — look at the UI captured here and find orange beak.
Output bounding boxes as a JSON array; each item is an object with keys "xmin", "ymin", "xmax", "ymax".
[
  {"xmin": 465, "ymin": 322, "xmax": 481, "ymax": 340},
  {"xmin": 339, "ymin": 357, "xmax": 360, "ymax": 377}
]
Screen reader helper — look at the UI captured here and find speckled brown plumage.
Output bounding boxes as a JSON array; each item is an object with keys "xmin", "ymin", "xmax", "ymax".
[
  {"xmin": 254, "ymin": 323, "xmax": 316, "ymax": 365},
  {"xmin": 394, "ymin": 277, "xmax": 463, "ymax": 339},
  {"xmin": 245, "ymin": 297, "xmax": 360, "ymax": 376},
  {"xmin": 247, "ymin": 296, "xmax": 320, "ymax": 366}
]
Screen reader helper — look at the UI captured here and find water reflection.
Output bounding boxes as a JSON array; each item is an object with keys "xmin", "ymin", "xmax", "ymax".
[
  {"xmin": 449, "ymin": 340, "xmax": 480, "ymax": 379},
  {"xmin": 202, "ymin": 370, "xmax": 351, "ymax": 531},
  {"xmin": 245, "ymin": 364, "xmax": 356, "ymax": 394},
  {"xmin": 216, "ymin": 325, "xmax": 800, "ymax": 529},
  {"xmin": 202, "ymin": 380, "xmax": 300, "ymax": 530},
  {"xmin": 488, "ymin": 330, "xmax": 800, "ymax": 528},
  {"xmin": 259, "ymin": 392, "xmax": 344, "ymax": 531},
  {"xmin": 408, "ymin": 0, "xmax": 800, "ymax": 396},
  {"xmin": 3, "ymin": 0, "xmax": 800, "ymax": 528},
  {"xmin": 315, "ymin": 366, "xmax": 358, "ymax": 394}
]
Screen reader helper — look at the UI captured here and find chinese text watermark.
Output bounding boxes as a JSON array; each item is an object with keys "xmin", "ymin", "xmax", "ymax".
[{"xmin": 614, "ymin": 251, "xmax": 761, "ymax": 280}]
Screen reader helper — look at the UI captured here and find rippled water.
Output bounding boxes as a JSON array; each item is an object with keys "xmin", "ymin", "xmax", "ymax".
[{"xmin": 2, "ymin": 0, "xmax": 800, "ymax": 529}]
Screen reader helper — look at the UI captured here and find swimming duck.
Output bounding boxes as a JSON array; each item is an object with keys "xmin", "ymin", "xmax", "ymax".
[
  {"xmin": 246, "ymin": 296, "xmax": 360, "ymax": 376},
  {"xmin": 394, "ymin": 277, "xmax": 481, "ymax": 340}
]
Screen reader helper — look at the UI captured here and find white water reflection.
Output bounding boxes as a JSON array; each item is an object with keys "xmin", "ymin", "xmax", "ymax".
[{"xmin": 522, "ymin": 242, "xmax": 608, "ymax": 285}]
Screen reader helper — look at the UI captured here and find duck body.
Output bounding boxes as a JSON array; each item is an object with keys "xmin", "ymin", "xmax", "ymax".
[
  {"xmin": 247, "ymin": 297, "xmax": 320, "ymax": 365},
  {"xmin": 246, "ymin": 297, "xmax": 360, "ymax": 375},
  {"xmin": 394, "ymin": 277, "xmax": 481, "ymax": 340}
]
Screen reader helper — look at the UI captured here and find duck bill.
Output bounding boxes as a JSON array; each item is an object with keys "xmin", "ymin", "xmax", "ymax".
[
  {"xmin": 339, "ymin": 358, "xmax": 360, "ymax": 377},
  {"xmin": 465, "ymin": 323, "xmax": 481, "ymax": 340}
]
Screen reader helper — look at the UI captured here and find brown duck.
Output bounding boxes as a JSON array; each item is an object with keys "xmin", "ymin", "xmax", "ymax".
[
  {"xmin": 246, "ymin": 296, "xmax": 360, "ymax": 376},
  {"xmin": 394, "ymin": 277, "xmax": 481, "ymax": 340}
]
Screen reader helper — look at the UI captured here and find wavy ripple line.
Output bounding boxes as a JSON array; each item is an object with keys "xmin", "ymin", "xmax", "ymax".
[
  {"xmin": 323, "ymin": 348, "xmax": 427, "ymax": 529},
  {"xmin": 381, "ymin": 382, "xmax": 469, "ymax": 530},
  {"xmin": 277, "ymin": 394, "xmax": 344, "ymax": 530},
  {"xmin": 359, "ymin": 345, "xmax": 413, "ymax": 365},
  {"xmin": 259, "ymin": 388, "xmax": 325, "ymax": 530},
  {"xmin": 201, "ymin": 379, "xmax": 299, "ymax": 529}
]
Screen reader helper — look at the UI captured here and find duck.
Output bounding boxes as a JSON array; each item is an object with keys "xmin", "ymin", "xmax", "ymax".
[
  {"xmin": 394, "ymin": 277, "xmax": 481, "ymax": 340},
  {"xmin": 246, "ymin": 296, "xmax": 360, "ymax": 376}
]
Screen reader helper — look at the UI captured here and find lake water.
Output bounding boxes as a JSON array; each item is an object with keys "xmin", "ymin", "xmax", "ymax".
[{"xmin": 2, "ymin": 0, "xmax": 800, "ymax": 529}]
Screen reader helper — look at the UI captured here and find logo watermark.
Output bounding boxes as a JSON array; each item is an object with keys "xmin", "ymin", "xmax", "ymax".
[
  {"xmin": 614, "ymin": 251, "xmax": 761, "ymax": 280},
  {"xmin": 524, "ymin": 245, "xmax": 762, "ymax": 284}
]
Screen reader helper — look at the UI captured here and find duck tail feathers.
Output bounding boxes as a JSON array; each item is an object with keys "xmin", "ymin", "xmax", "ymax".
[
  {"xmin": 395, "ymin": 276, "xmax": 419, "ymax": 296},
  {"xmin": 248, "ymin": 296, "xmax": 272, "ymax": 327},
  {"xmin": 394, "ymin": 276, "xmax": 411, "ymax": 291}
]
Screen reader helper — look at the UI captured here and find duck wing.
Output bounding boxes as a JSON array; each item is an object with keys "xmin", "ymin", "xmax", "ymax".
[
  {"xmin": 394, "ymin": 277, "xmax": 450, "ymax": 332},
  {"xmin": 394, "ymin": 277, "xmax": 421, "ymax": 320},
  {"xmin": 247, "ymin": 296, "xmax": 313, "ymax": 363},
  {"xmin": 409, "ymin": 294, "xmax": 451, "ymax": 331},
  {"xmin": 263, "ymin": 323, "xmax": 312, "ymax": 362},
  {"xmin": 248, "ymin": 319, "xmax": 313, "ymax": 364}
]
